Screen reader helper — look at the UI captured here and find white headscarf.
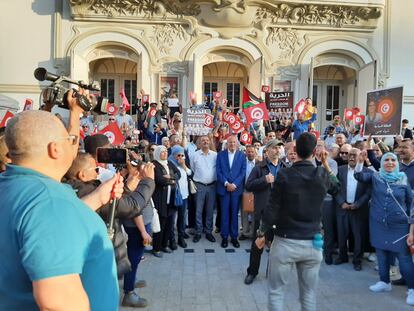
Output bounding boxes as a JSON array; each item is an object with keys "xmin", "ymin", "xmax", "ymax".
[{"xmin": 153, "ymin": 145, "xmax": 171, "ymax": 204}]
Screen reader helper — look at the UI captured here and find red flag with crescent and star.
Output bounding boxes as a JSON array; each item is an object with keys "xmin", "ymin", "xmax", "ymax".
[
  {"xmin": 0, "ymin": 111, "xmax": 14, "ymax": 128},
  {"xmin": 242, "ymin": 87, "xmax": 269, "ymax": 125},
  {"xmin": 240, "ymin": 131, "xmax": 253, "ymax": 145},
  {"xmin": 98, "ymin": 122, "xmax": 125, "ymax": 146}
]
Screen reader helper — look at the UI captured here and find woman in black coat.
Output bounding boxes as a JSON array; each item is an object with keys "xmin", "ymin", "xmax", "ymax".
[{"xmin": 152, "ymin": 145, "xmax": 181, "ymax": 257}]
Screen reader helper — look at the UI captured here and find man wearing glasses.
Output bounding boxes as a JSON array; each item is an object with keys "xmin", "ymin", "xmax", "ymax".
[{"xmin": 0, "ymin": 95, "xmax": 123, "ymax": 310}]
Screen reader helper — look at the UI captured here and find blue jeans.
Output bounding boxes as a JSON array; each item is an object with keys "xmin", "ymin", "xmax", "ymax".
[
  {"xmin": 268, "ymin": 237, "xmax": 323, "ymax": 311},
  {"xmin": 123, "ymin": 223, "xmax": 151, "ymax": 293},
  {"xmin": 376, "ymin": 248, "xmax": 414, "ymax": 288},
  {"xmin": 177, "ymin": 199, "xmax": 188, "ymax": 239}
]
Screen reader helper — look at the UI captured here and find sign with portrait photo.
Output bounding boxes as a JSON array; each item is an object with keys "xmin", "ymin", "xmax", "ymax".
[
  {"xmin": 273, "ymin": 80, "xmax": 292, "ymax": 92},
  {"xmin": 160, "ymin": 76, "xmax": 179, "ymax": 104},
  {"xmin": 183, "ymin": 108, "xmax": 212, "ymax": 135},
  {"xmin": 265, "ymin": 92, "xmax": 294, "ymax": 122},
  {"xmin": 364, "ymin": 86, "xmax": 403, "ymax": 137}
]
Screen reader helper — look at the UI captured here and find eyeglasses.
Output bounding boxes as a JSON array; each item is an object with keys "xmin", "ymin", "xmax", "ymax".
[
  {"xmin": 86, "ymin": 167, "xmax": 100, "ymax": 173},
  {"xmin": 339, "ymin": 151, "xmax": 349, "ymax": 155},
  {"xmin": 56, "ymin": 135, "xmax": 78, "ymax": 146},
  {"xmin": 109, "ymin": 118, "xmax": 115, "ymax": 121},
  {"xmin": 82, "ymin": 125, "xmax": 89, "ymax": 128},
  {"xmin": 150, "ymin": 148, "xmax": 156, "ymax": 151},
  {"xmin": 176, "ymin": 154, "xmax": 185, "ymax": 157}
]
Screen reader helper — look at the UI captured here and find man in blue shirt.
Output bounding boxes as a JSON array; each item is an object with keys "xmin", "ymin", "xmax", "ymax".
[
  {"xmin": 292, "ymin": 111, "xmax": 317, "ymax": 140},
  {"xmin": 0, "ymin": 109, "xmax": 122, "ymax": 311}
]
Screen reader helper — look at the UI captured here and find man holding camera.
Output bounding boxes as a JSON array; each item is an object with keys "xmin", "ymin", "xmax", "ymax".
[{"xmin": 0, "ymin": 89, "xmax": 124, "ymax": 311}]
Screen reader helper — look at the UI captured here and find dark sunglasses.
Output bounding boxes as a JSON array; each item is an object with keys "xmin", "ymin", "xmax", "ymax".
[
  {"xmin": 86, "ymin": 167, "xmax": 100, "ymax": 173},
  {"xmin": 176, "ymin": 154, "xmax": 185, "ymax": 157},
  {"xmin": 339, "ymin": 151, "xmax": 349, "ymax": 155}
]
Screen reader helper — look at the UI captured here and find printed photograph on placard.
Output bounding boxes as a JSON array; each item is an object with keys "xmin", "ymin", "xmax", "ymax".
[
  {"xmin": 273, "ymin": 80, "xmax": 292, "ymax": 92},
  {"xmin": 364, "ymin": 86, "xmax": 403, "ymax": 137},
  {"xmin": 160, "ymin": 76, "xmax": 179, "ymax": 104}
]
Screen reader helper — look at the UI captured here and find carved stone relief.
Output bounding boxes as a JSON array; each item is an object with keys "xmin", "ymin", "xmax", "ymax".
[
  {"xmin": 68, "ymin": 0, "xmax": 201, "ymax": 17},
  {"xmin": 151, "ymin": 24, "xmax": 189, "ymax": 54},
  {"xmin": 266, "ymin": 28, "xmax": 304, "ymax": 60},
  {"xmin": 256, "ymin": 3, "xmax": 382, "ymax": 28}
]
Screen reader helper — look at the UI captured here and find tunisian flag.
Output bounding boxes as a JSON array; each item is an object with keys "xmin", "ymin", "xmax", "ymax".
[
  {"xmin": 204, "ymin": 113, "xmax": 214, "ymax": 128},
  {"xmin": 0, "ymin": 111, "xmax": 14, "ymax": 128},
  {"xmin": 240, "ymin": 131, "xmax": 253, "ymax": 145},
  {"xmin": 243, "ymin": 102, "xmax": 269, "ymax": 125},
  {"xmin": 98, "ymin": 122, "xmax": 125, "ymax": 146},
  {"xmin": 119, "ymin": 88, "xmax": 131, "ymax": 111}
]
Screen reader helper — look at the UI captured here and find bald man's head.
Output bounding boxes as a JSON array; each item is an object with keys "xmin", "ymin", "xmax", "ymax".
[{"xmin": 5, "ymin": 110, "xmax": 67, "ymax": 162}]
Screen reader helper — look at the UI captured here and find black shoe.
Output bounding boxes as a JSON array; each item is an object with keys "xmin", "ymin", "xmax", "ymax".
[
  {"xmin": 325, "ymin": 255, "xmax": 333, "ymax": 265},
  {"xmin": 193, "ymin": 234, "xmax": 201, "ymax": 243},
  {"xmin": 353, "ymin": 262, "xmax": 362, "ymax": 271},
  {"xmin": 183, "ymin": 232, "xmax": 190, "ymax": 239},
  {"xmin": 178, "ymin": 238, "xmax": 187, "ymax": 248},
  {"xmin": 169, "ymin": 240, "xmax": 178, "ymax": 251},
  {"xmin": 206, "ymin": 233, "xmax": 216, "ymax": 243},
  {"xmin": 244, "ymin": 274, "xmax": 256, "ymax": 285},
  {"xmin": 239, "ymin": 235, "xmax": 248, "ymax": 241},
  {"xmin": 231, "ymin": 238, "xmax": 240, "ymax": 248},
  {"xmin": 161, "ymin": 247, "xmax": 172, "ymax": 254},
  {"xmin": 392, "ymin": 278, "xmax": 407, "ymax": 286},
  {"xmin": 333, "ymin": 257, "xmax": 348, "ymax": 265},
  {"xmin": 152, "ymin": 250, "xmax": 163, "ymax": 258},
  {"xmin": 221, "ymin": 239, "xmax": 228, "ymax": 248}
]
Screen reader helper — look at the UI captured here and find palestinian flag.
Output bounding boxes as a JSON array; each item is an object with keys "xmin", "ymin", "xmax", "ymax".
[
  {"xmin": 242, "ymin": 87, "xmax": 269, "ymax": 124},
  {"xmin": 242, "ymin": 87, "xmax": 263, "ymax": 109}
]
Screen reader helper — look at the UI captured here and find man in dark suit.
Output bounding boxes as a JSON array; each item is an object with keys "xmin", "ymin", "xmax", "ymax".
[
  {"xmin": 334, "ymin": 148, "xmax": 371, "ymax": 271},
  {"xmin": 402, "ymin": 119, "xmax": 413, "ymax": 139},
  {"xmin": 216, "ymin": 135, "xmax": 246, "ymax": 248}
]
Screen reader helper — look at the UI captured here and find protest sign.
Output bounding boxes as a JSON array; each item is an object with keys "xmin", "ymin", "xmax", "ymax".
[
  {"xmin": 364, "ymin": 86, "xmax": 403, "ymax": 136},
  {"xmin": 183, "ymin": 108, "xmax": 212, "ymax": 135},
  {"xmin": 266, "ymin": 92, "xmax": 294, "ymax": 121}
]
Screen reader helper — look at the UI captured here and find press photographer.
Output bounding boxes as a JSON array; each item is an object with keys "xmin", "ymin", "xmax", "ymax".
[{"xmin": 0, "ymin": 110, "xmax": 124, "ymax": 311}]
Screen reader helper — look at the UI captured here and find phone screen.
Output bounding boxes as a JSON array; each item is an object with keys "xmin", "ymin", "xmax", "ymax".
[{"xmin": 97, "ymin": 148, "xmax": 127, "ymax": 164}]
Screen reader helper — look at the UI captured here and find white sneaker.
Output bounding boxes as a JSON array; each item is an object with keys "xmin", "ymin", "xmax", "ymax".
[
  {"xmin": 367, "ymin": 253, "xmax": 377, "ymax": 262},
  {"xmin": 389, "ymin": 265, "xmax": 399, "ymax": 277},
  {"xmin": 407, "ymin": 289, "xmax": 414, "ymax": 305},
  {"xmin": 369, "ymin": 281, "xmax": 392, "ymax": 292}
]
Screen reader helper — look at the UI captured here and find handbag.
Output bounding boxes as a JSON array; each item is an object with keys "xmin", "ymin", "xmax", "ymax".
[
  {"xmin": 189, "ymin": 178, "xmax": 197, "ymax": 194},
  {"xmin": 242, "ymin": 191, "xmax": 254, "ymax": 213},
  {"xmin": 175, "ymin": 184, "xmax": 183, "ymax": 206},
  {"xmin": 151, "ymin": 206, "xmax": 161, "ymax": 233}
]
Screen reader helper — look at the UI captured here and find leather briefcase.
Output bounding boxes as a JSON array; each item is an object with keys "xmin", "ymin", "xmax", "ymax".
[{"xmin": 242, "ymin": 192, "xmax": 254, "ymax": 213}]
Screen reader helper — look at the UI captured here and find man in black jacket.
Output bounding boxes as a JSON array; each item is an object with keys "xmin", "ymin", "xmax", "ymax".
[
  {"xmin": 244, "ymin": 139, "xmax": 286, "ymax": 285},
  {"xmin": 334, "ymin": 148, "xmax": 371, "ymax": 271},
  {"xmin": 256, "ymin": 133, "xmax": 340, "ymax": 311}
]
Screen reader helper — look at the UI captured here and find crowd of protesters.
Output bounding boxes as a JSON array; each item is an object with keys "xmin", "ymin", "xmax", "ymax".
[{"xmin": 2, "ymin": 90, "xmax": 414, "ymax": 311}]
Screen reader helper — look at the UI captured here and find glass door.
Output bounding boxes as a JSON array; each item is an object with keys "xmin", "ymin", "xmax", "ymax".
[
  {"xmin": 226, "ymin": 82, "xmax": 241, "ymax": 113},
  {"xmin": 325, "ymin": 84, "xmax": 340, "ymax": 122},
  {"xmin": 203, "ymin": 81, "xmax": 218, "ymax": 107}
]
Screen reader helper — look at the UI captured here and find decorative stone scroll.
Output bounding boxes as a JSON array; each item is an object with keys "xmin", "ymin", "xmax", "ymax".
[{"xmin": 256, "ymin": 3, "xmax": 382, "ymax": 28}]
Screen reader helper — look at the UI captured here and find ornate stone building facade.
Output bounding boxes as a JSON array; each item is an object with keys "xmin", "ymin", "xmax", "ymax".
[{"xmin": 1, "ymin": 0, "xmax": 413, "ymax": 130}]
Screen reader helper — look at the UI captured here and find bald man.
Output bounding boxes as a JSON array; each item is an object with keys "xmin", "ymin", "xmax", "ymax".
[{"xmin": 0, "ymin": 110, "xmax": 122, "ymax": 311}]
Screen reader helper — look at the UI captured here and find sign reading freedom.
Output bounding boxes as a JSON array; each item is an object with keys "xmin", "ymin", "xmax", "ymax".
[
  {"xmin": 265, "ymin": 92, "xmax": 294, "ymax": 110},
  {"xmin": 183, "ymin": 108, "xmax": 212, "ymax": 135}
]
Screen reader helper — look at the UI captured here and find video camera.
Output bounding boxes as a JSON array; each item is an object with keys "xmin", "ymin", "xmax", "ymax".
[{"xmin": 34, "ymin": 67, "xmax": 108, "ymax": 113}]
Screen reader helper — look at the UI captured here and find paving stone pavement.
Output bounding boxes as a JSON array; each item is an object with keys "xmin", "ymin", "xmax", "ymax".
[{"xmin": 119, "ymin": 232, "xmax": 413, "ymax": 311}]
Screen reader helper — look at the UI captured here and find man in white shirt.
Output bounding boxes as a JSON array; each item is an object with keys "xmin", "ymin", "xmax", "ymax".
[
  {"xmin": 334, "ymin": 148, "xmax": 371, "ymax": 271},
  {"xmin": 191, "ymin": 136, "xmax": 218, "ymax": 243},
  {"xmin": 116, "ymin": 107, "xmax": 135, "ymax": 132}
]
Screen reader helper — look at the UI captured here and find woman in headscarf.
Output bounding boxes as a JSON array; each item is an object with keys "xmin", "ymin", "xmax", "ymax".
[
  {"xmin": 355, "ymin": 152, "xmax": 414, "ymax": 305},
  {"xmin": 151, "ymin": 145, "xmax": 180, "ymax": 257},
  {"xmin": 168, "ymin": 145, "xmax": 192, "ymax": 248}
]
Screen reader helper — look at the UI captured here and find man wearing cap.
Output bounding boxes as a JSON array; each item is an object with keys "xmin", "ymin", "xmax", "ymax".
[{"xmin": 244, "ymin": 139, "xmax": 286, "ymax": 285}]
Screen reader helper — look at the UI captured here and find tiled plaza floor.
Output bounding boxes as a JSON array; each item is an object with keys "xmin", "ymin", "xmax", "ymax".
[{"xmin": 120, "ymin": 232, "xmax": 413, "ymax": 311}]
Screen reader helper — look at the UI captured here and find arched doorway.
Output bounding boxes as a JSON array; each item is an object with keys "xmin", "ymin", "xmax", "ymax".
[
  {"xmin": 203, "ymin": 61, "xmax": 247, "ymax": 113},
  {"xmin": 89, "ymin": 57, "xmax": 138, "ymax": 107},
  {"xmin": 312, "ymin": 64, "xmax": 356, "ymax": 130}
]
